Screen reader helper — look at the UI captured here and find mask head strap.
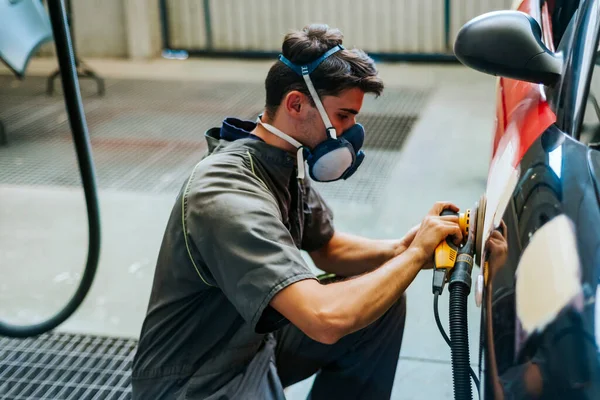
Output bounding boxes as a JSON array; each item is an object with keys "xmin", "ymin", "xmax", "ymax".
[
  {"xmin": 278, "ymin": 45, "xmax": 344, "ymax": 140},
  {"xmin": 256, "ymin": 115, "xmax": 307, "ymax": 180}
]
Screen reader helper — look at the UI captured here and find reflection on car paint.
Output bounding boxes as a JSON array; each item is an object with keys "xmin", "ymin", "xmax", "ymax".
[
  {"xmin": 481, "ymin": 124, "xmax": 521, "ymax": 263},
  {"xmin": 484, "ymin": 126, "xmax": 600, "ymax": 399},
  {"xmin": 548, "ymin": 144, "xmax": 563, "ymax": 177},
  {"xmin": 596, "ymin": 285, "xmax": 600, "ymax": 350},
  {"xmin": 515, "ymin": 214, "xmax": 582, "ymax": 334}
]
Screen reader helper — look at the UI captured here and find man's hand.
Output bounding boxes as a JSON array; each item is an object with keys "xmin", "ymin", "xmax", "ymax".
[
  {"xmin": 408, "ymin": 202, "xmax": 463, "ymax": 268},
  {"xmin": 395, "ymin": 224, "xmax": 437, "ymax": 269},
  {"xmin": 395, "ymin": 223, "xmax": 420, "ymax": 254}
]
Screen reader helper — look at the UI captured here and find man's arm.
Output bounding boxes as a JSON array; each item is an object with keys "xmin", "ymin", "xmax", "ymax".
[
  {"xmin": 271, "ymin": 202, "xmax": 463, "ymax": 345},
  {"xmin": 271, "ymin": 246, "xmax": 424, "ymax": 345},
  {"xmin": 309, "ymin": 226, "xmax": 420, "ymax": 277}
]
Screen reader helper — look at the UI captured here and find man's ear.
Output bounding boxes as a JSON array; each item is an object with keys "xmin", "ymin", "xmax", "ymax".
[{"xmin": 284, "ymin": 91, "xmax": 309, "ymax": 118}]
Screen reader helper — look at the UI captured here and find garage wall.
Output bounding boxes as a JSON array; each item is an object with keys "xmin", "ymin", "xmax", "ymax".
[
  {"xmin": 169, "ymin": 0, "xmax": 446, "ymax": 53},
  {"xmin": 39, "ymin": 0, "xmax": 161, "ymax": 59},
  {"xmin": 168, "ymin": 0, "xmax": 515, "ymax": 54},
  {"xmin": 71, "ymin": 0, "xmax": 128, "ymax": 58},
  {"xmin": 37, "ymin": 0, "xmax": 515, "ymax": 59},
  {"xmin": 40, "ymin": 0, "xmax": 127, "ymax": 58},
  {"xmin": 450, "ymin": 0, "xmax": 516, "ymax": 44}
]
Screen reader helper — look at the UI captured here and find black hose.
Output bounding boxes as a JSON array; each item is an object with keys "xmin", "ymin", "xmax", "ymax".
[
  {"xmin": 449, "ymin": 281, "xmax": 472, "ymax": 400},
  {"xmin": 0, "ymin": 0, "xmax": 101, "ymax": 338},
  {"xmin": 434, "ymin": 294, "xmax": 480, "ymax": 394}
]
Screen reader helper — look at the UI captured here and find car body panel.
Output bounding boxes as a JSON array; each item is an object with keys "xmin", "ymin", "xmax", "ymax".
[
  {"xmin": 483, "ymin": 128, "xmax": 600, "ymax": 399},
  {"xmin": 478, "ymin": 0, "xmax": 600, "ymax": 398},
  {"xmin": 482, "ymin": 0, "xmax": 557, "ymax": 263},
  {"xmin": 492, "ymin": 0, "xmax": 556, "ymax": 163}
]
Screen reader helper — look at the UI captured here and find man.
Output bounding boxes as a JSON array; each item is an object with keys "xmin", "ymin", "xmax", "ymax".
[{"xmin": 132, "ymin": 24, "xmax": 464, "ymax": 399}]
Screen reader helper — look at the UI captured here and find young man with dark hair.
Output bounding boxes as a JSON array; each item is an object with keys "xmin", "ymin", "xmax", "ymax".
[{"xmin": 132, "ymin": 24, "xmax": 463, "ymax": 399}]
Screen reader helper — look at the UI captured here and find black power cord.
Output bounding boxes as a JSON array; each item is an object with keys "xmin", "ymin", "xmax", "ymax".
[{"xmin": 434, "ymin": 293, "xmax": 481, "ymax": 398}]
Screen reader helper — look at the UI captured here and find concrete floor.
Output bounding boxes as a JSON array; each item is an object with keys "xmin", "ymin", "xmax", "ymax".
[{"xmin": 0, "ymin": 57, "xmax": 497, "ymax": 399}]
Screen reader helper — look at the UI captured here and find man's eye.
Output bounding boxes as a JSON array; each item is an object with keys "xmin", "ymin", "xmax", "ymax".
[{"xmin": 338, "ymin": 114, "xmax": 348, "ymax": 120}]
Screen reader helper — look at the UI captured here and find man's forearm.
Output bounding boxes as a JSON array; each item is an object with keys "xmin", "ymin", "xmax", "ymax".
[
  {"xmin": 310, "ymin": 231, "xmax": 406, "ymax": 277},
  {"xmin": 313, "ymin": 246, "xmax": 424, "ymax": 342}
]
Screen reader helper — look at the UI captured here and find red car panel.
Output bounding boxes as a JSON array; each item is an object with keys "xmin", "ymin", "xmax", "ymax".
[{"xmin": 492, "ymin": 0, "xmax": 557, "ymax": 167}]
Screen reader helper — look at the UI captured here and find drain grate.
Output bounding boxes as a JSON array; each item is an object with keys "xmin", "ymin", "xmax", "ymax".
[
  {"xmin": 361, "ymin": 114, "xmax": 417, "ymax": 150},
  {"xmin": 0, "ymin": 75, "xmax": 429, "ymax": 204},
  {"xmin": 0, "ymin": 332, "xmax": 136, "ymax": 400}
]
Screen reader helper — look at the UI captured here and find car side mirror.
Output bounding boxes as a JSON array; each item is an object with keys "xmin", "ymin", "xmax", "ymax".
[{"xmin": 453, "ymin": 10, "xmax": 562, "ymax": 86}]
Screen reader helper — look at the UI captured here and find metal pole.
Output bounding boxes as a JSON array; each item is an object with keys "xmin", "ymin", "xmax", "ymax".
[
  {"xmin": 445, "ymin": 0, "xmax": 451, "ymax": 50},
  {"xmin": 203, "ymin": 0, "xmax": 213, "ymax": 50},
  {"xmin": 159, "ymin": 0, "xmax": 171, "ymax": 49},
  {"xmin": 64, "ymin": 0, "xmax": 78, "ymax": 67}
]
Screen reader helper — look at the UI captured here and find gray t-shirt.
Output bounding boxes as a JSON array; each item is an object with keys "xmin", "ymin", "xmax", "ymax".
[{"xmin": 132, "ymin": 117, "xmax": 335, "ymax": 398}]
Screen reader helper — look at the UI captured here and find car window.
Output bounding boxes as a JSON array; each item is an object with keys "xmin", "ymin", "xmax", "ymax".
[
  {"xmin": 546, "ymin": 7, "xmax": 579, "ymax": 117},
  {"xmin": 551, "ymin": 0, "xmax": 582, "ymax": 48},
  {"xmin": 555, "ymin": 1, "xmax": 600, "ymax": 143}
]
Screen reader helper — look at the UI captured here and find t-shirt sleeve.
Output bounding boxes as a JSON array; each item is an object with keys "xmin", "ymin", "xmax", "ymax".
[
  {"xmin": 300, "ymin": 179, "xmax": 335, "ymax": 252},
  {"xmin": 184, "ymin": 158, "xmax": 317, "ymax": 333}
]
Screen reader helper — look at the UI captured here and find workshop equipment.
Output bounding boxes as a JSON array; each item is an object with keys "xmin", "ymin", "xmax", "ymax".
[
  {"xmin": 0, "ymin": 0, "xmax": 101, "ymax": 338},
  {"xmin": 432, "ymin": 196, "xmax": 487, "ymax": 400},
  {"xmin": 432, "ymin": 208, "xmax": 471, "ymax": 294}
]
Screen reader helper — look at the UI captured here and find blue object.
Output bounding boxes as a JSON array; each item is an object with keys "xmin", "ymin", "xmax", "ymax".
[
  {"xmin": 303, "ymin": 123, "xmax": 366, "ymax": 181},
  {"xmin": 220, "ymin": 117, "xmax": 263, "ymax": 142},
  {"xmin": 0, "ymin": 0, "xmax": 53, "ymax": 77},
  {"xmin": 278, "ymin": 44, "xmax": 345, "ymax": 76}
]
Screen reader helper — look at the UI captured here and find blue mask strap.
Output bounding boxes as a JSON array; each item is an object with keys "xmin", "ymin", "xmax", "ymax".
[{"xmin": 278, "ymin": 44, "xmax": 345, "ymax": 76}]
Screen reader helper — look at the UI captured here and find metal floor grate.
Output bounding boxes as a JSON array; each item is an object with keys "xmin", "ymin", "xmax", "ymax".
[
  {"xmin": 0, "ymin": 75, "xmax": 430, "ymax": 203},
  {"xmin": 361, "ymin": 115, "xmax": 418, "ymax": 150},
  {"xmin": 0, "ymin": 332, "xmax": 137, "ymax": 400},
  {"xmin": 313, "ymin": 148, "xmax": 407, "ymax": 204}
]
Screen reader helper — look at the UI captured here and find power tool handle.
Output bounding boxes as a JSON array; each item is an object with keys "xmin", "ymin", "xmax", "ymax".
[
  {"xmin": 440, "ymin": 209, "xmax": 459, "ymax": 246},
  {"xmin": 441, "ymin": 209, "xmax": 458, "ymax": 217}
]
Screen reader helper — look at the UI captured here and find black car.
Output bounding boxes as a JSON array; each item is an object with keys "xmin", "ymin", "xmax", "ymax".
[{"xmin": 454, "ymin": 0, "xmax": 600, "ymax": 398}]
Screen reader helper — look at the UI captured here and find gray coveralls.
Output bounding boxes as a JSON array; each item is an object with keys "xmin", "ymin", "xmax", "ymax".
[{"xmin": 131, "ymin": 117, "xmax": 407, "ymax": 399}]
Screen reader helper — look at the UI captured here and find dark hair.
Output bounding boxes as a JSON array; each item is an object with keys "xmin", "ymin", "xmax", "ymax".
[{"xmin": 264, "ymin": 24, "xmax": 384, "ymax": 120}]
